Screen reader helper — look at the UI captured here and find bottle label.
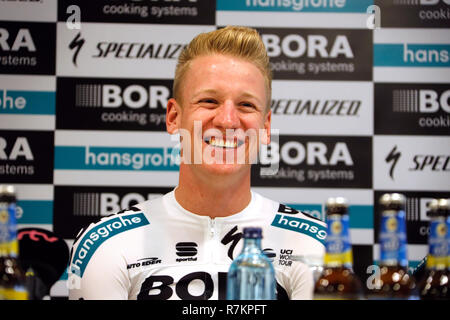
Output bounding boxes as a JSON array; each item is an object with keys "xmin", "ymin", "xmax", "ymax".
[
  {"xmin": 447, "ymin": 215, "xmax": 450, "ymax": 270},
  {"xmin": 379, "ymin": 210, "xmax": 408, "ymax": 267},
  {"xmin": 426, "ymin": 219, "xmax": 448, "ymax": 269},
  {"xmin": 0, "ymin": 286, "xmax": 28, "ymax": 300},
  {"xmin": 0, "ymin": 201, "xmax": 18, "ymax": 256},
  {"xmin": 324, "ymin": 215, "xmax": 353, "ymax": 267}
]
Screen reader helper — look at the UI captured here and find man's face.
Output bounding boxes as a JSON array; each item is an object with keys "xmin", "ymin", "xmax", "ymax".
[{"xmin": 168, "ymin": 54, "xmax": 271, "ymax": 178}]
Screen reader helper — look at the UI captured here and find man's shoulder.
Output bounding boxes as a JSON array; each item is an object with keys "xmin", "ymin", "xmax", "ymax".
[{"xmin": 255, "ymin": 193, "xmax": 327, "ymax": 246}]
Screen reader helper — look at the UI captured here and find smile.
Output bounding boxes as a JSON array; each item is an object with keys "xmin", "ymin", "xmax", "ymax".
[{"xmin": 204, "ymin": 137, "xmax": 245, "ymax": 149}]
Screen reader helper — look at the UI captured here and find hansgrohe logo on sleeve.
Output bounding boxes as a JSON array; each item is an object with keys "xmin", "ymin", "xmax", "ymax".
[
  {"xmin": 70, "ymin": 213, "xmax": 149, "ymax": 277},
  {"xmin": 271, "ymin": 214, "xmax": 327, "ymax": 244}
]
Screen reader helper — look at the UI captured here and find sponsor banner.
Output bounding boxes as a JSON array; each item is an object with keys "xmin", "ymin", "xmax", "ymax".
[
  {"xmin": 0, "ymin": 89, "xmax": 55, "ymax": 115},
  {"xmin": 375, "ymin": 83, "xmax": 450, "ymax": 135},
  {"xmin": 0, "ymin": 21, "xmax": 56, "ymax": 75},
  {"xmin": 374, "ymin": 190, "xmax": 450, "ymax": 245},
  {"xmin": 217, "ymin": 0, "xmax": 371, "ymax": 28},
  {"xmin": 374, "ymin": 29, "xmax": 450, "ymax": 82},
  {"xmin": 54, "ymin": 185, "xmax": 171, "ymax": 239},
  {"xmin": 271, "ymin": 80, "xmax": 373, "ymax": 135},
  {"xmin": 0, "ymin": 130, "xmax": 54, "ymax": 183},
  {"xmin": 375, "ymin": 0, "xmax": 450, "ymax": 28},
  {"xmin": 251, "ymin": 135, "xmax": 372, "ymax": 188},
  {"xmin": 373, "ymin": 136, "xmax": 450, "ymax": 191},
  {"xmin": 54, "ymin": 131, "xmax": 179, "ymax": 185},
  {"xmin": 8, "ymin": 184, "xmax": 53, "ymax": 225},
  {"xmin": 56, "ymin": 77, "xmax": 169, "ymax": 131},
  {"xmin": 58, "ymin": 0, "xmax": 215, "ymax": 25},
  {"xmin": 217, "ymin": 0, "xmax": 372, "ymax": 12},
  {"xmin": 217, "ymin": 11, "xmax": 368, "ymax": 28},
  {"xmin": 0, "ymin": 0, "xmax": 56, "ymax": 22},
  {"xmin": 56, "ymin": 22, "xmax": 214, "ymax": 78},
  {"xmin": 255, "ymin": 27, "xmax": 372, "ymax": 81}
]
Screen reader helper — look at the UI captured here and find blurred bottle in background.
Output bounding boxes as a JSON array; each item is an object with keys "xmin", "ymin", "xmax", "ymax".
[
  {"xmin": 0, "ymin": 185, "xmax": 28, "ymax": 300},
  {"xmin": 226, "ymin": 227, "xmax": 276, "ymax": 300},
  {"xmin": 314, "ymin": 197, "xmax": 364, "ymax": 300},
  {"xmin": 418, "ymin": 198, "xmax": 449, "ymax": 300},
  {"xmin": 367, "ymin": 193, "xmax": 418, "ymax": 300}
]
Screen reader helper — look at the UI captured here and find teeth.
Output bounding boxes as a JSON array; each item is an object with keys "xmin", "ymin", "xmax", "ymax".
[{"xmin": 208, "ymin": 137, "xmax": 237, "ymax": 148}]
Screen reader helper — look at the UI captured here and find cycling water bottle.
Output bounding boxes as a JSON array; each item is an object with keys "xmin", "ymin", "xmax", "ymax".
[{"xmin": 226, "ymin": 227, "xmax": 276, "ymax": 300}]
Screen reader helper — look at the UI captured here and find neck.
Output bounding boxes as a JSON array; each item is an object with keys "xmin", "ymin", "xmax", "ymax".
[{"xmin": 175, "ymin": 164, "xmax": 252, "ymax": 218}]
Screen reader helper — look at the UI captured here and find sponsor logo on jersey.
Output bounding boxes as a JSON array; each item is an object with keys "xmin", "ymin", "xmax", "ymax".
[
  {"xmin": 127, "ymin": 257, "xmax": 162, "ymax": 270},
  {"xmin": 278, "ymin": 249, "xmax": 294, "ymax": 267},
  {"xmin": 271, "ymin": 214, "xmax": 327, "ymax": 244},
  {"xmin": 218, "ymin": 0, "xmax": 371, "ymax": 12},
  {"xmin": 70, "ymin": 213, "xmax": 149, "ymax": 277},
  {"xmin": 175, "ymin": 242, "xmax": 198, "ymax": 262}
]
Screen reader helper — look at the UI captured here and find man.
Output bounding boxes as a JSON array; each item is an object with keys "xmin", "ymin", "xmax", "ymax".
[{"xmin": 68, "ymin": 26, "xmax": 326, "ymax": 300}]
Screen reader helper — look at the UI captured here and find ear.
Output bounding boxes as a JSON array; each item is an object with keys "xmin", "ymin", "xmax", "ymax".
[
  {"xmin": 166, "ymin": 98, "xmax": 181, "ymax": 134},
  {"xmin": 261, "ymin": 109, "xmax": 271, "ymax": 144}
]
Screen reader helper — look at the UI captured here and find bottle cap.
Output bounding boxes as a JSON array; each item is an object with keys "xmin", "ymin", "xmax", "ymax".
[
  {"xmin": 379, "ymin": 193, "xmax": 406, "ymax": 211},
  {"xmin": 243, "ymin": 227, "xmax": 262, "ymax": 239},
  {"xmin": 325, "ymin": 197, "xmax": 348, "ymax": 215},
  {"xmin": 427, "ymin": 198, "xmax": 450, "ymax": 217}
]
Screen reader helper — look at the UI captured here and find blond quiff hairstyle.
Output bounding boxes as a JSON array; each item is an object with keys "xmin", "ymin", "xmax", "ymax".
[{"xmin": 173, "ymin": 26, "xmax": 272, "ymax": 110}]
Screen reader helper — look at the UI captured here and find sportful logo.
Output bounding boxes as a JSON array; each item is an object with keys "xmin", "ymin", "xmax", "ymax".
[
  {"xmin": 175, "ymin": 242, "xmax": 198, "ymax": 262},
  {"xmin": 70, "ymin": 213, "xmax": 150, "ymax": 277}
]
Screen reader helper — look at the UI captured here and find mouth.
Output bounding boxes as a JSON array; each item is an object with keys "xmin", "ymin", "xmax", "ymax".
[{"xmin": 204, "ymin": 136, "xmax": 245, "ymax": 149}]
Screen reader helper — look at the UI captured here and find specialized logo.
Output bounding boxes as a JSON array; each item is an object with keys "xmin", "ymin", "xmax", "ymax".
[
  {"xmin": 271, "ymin": 99, "xmax": 361, "ymax": 116},
  {"xmin": 69, "ymin": 32, "xmax": 85, "ymax": 67},
  {"xmin": 70, "ymin": 213, "xmax": 149, "ymax": 277},
  {"xmin": 271, "ymin": 214, "xmax": 327, "ymax": 244},
  {"xmin": 385, "ymin": 145, "xmax": 401, "ymax": 180},
  {"xmin": 221, "ymin": 226, "xmax": 243, "ymax": 260},
  {"xmin": 175, "ymin": 242, "xmax": 198, "ymax": 262}
]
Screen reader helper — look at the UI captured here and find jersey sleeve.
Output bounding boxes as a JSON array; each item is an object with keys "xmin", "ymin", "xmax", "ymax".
[
  {"xmin": 68, "ymin": 239, "xmax": 130, "ymax": 300},
  {"xmin": 67, "ymin": 209, "xmax": 150, "ymax": 300}
]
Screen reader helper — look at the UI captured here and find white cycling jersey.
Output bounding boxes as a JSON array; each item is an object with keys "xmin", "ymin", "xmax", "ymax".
[{"xmin": 68, "ymin": 190, "xmax": 326, "ymax": 300}]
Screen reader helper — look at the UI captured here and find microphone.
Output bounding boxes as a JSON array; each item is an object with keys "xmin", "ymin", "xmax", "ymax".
[{"xmin": 17, "ymin": 228, "xmax": 70, "ymax": 300}]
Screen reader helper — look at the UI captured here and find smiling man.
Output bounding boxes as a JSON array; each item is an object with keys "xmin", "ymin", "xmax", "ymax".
[{"xmin": 68, "ymin": 26, "xmax": 326, "ymax": 300}]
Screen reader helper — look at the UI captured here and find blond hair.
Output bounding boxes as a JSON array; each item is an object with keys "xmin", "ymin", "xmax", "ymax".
[{"xmin": 173, "ymin": 26, "xmax": 272, "ymax": 110}]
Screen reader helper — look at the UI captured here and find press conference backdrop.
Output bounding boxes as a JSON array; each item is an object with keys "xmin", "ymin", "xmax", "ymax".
[{"xmin": 0, "ymin": 0, "xmax": 449, "ymax": 299}]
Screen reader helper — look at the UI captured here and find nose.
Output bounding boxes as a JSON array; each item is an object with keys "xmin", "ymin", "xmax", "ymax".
[{"xmin": 213, "ymin": 100, "xmax": 240, "ymax": 129}]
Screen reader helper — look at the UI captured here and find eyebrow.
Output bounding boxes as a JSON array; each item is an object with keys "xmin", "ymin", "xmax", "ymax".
[{"xmin": 192, "ymin": 89, "xmax": 264, "ymax": 106}]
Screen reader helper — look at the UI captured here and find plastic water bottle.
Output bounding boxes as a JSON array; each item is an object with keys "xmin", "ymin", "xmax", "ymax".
[{"xmin": 226, "ymin": 227, "xmax": 276, "ymax": 300}]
